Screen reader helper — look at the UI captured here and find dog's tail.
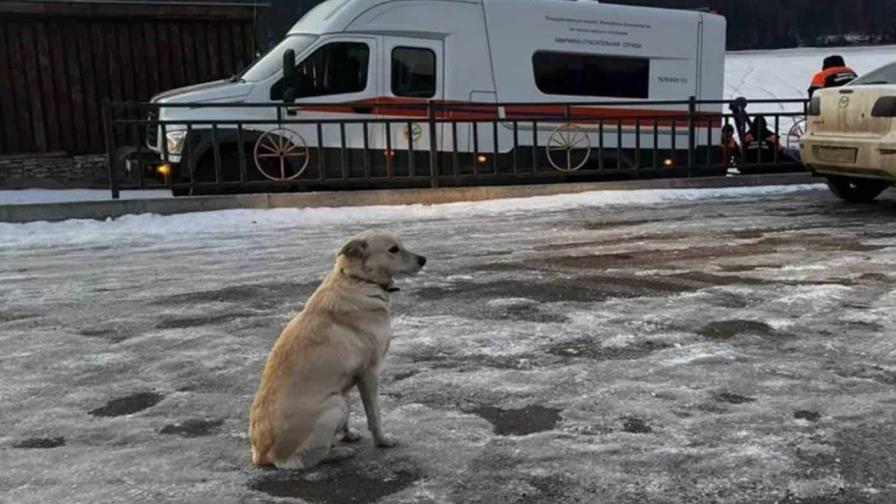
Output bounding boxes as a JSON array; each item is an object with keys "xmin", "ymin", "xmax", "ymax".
[{"xmin": 248, "ymin": 409, "xmax": 273, "ymax": 466}]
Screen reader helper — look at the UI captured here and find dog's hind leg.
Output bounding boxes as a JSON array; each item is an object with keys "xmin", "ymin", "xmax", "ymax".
[{"xmin": 274, "ymin": 395, "xmax": 354, "ymax": 470}]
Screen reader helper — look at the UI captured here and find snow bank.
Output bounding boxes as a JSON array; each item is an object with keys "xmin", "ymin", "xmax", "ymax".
[
  {"xmin": 0, "ymin": 184, "xmax": 823, "ymax": 248},
  {"xmin": 0, "ymin": 189, "xmax": 171, "ymax": 205}
]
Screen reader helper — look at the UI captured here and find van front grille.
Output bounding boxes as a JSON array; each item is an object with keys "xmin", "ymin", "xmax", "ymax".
[{"xmin": 146, "ymin": 110, "xmax": 159, "ymax": 149}]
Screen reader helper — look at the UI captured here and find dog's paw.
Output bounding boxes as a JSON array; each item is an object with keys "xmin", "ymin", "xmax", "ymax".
[
  {"xmin": 341, "ymin": 428, "xmax": 362, "ymax": 443},
  {"xmin": 374, "ymin": 433, "xmax": 398, "ymax": 448},
  {"xmin": 325, "ymin": 446, "xmax": 356, "ymax": 462}
]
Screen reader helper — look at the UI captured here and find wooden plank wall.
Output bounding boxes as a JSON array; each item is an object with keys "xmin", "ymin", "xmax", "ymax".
[{"xmin": 0, "ymin": 2, "xmax": 259, "ymax": 155}]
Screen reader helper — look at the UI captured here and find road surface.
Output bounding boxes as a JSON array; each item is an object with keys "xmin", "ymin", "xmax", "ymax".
[{"xmin": 2, "ymin": 184, "xmax": 896, "ymax": 504}]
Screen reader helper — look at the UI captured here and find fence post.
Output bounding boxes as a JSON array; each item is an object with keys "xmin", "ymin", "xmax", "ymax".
[
  {"xmin": 428, "ymin": 101, "xmax": 439, "ymax": 189},
  {"xmin": 687, "ymin": 95, "xmax": 696, "ymax": 177},
  {"xmin": 102, "ymin": 100, "xmax": 120, "ymax": 200}
]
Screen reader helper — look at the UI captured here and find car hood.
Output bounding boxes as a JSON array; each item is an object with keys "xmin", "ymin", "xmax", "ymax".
[{"xmin": 151, "ymin": 79, "xmax": 253, "ymax": 104}]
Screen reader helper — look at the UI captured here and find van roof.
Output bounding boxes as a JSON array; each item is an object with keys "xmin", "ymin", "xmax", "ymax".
[
  {"xmin": 287, "ymin": 0, "xmax": 706, "ymax": 36},
  {"xmin": 287, "ymin": 0, "xmax": 477, "ymax": 35}
]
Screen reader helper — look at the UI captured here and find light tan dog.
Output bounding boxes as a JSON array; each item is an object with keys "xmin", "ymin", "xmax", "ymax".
[{"xmin": 249, "ymin": 230, "xmax": 426, "ymax": 469}]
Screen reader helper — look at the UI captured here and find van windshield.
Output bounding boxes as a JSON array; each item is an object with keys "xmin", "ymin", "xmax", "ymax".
[
  {"xmin": 850, "ymin": 62, "xmax": 896, "ymax": 86},
  {"xmin": 239, "ymin": 34, "xmax": 317, "ymax": 83}
]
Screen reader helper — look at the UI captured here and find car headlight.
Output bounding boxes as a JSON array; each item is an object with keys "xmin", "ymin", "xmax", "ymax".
[
  {"xmin": 871, "ymin": 96, "xmax": 896, "ymax": 117},
  {"xmin": 807, "ymin": 96, "xmax": 821, "ymax": 116},
  {"xmin": 165, "ymin": 130, "xmax": 187, "ymax": 155}
]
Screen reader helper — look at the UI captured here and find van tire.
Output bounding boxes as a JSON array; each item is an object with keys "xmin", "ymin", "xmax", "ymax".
[{"xmin": 826, "ymin": 175, "xmax": 890, "ymax": 203}]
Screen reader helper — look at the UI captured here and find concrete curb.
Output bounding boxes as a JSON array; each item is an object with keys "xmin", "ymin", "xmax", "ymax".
[{"xmin": 0, "ymin": 173, "xmax": 819, "ymax": 223}]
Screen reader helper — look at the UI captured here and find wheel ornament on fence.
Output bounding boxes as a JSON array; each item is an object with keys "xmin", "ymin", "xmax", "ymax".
[
  {"xmin": 785, "ymin": 118, "xmax": 806, "ymax": 150},
  {"xmin": 253, "ymin": 128, "xmax": 310, "ymax": 181},
  {"xmin": 546, "ymin": 123, "xmax": 591, "ymax": 172}
]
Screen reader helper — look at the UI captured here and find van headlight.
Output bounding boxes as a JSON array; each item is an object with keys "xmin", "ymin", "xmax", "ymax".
[{"xmin": 165, "ymin": 130, "xmax": 187, "ymax": 155}]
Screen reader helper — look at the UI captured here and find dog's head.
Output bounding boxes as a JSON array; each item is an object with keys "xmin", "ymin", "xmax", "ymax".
[{"xmin": 336, "ymin": 230, "xmax": 426, "ymax": 288}]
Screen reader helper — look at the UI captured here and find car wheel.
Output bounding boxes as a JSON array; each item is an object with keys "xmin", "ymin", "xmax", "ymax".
[{"xmin": 826, "ymin": 175, "xmax": 890, "ymax": 203}]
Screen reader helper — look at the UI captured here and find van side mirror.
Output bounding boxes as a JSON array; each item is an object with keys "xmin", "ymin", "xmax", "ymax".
[
  {"xmin": 282, "ymin": 49, "xmax": 297, "ymax": 103},
  {"xmin": 283, "ymin": 49, "xmax": 296, "ymax": 81}
]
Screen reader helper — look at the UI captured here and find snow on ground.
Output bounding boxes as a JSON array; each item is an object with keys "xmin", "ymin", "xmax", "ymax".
[
  {"xmin": 0, "ymin": 184, "xmax": 821, "ymax": 248},
  {"xmin": 0, "ymin": 189, "xmax": 171, "ymax": 205},
  {"xmin": 725, "ymin": 44, "xmax": 896, "ymax": 128},
  {"xmin": 725, "ymin": 44, "xmax": 896, "ymax": 101},
  {"xmin": 3, "ymin": 184, "xmax": 896, "ymax": 503}
]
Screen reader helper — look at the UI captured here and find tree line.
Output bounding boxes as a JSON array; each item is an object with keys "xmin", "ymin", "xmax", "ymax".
[{"xmin": 606, "ymin": 0, "xmax": 896, "ymax": 50}]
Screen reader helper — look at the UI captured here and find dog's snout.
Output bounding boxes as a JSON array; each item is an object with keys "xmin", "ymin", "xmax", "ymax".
[{"xmin": 417, "ymin": 255, "xmax": 427, "ymax": 267}]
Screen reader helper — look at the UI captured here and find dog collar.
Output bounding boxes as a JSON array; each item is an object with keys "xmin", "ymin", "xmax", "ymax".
[{"xmin": 343, "ymin": 270, "xmax": 398, "ymax": 293}]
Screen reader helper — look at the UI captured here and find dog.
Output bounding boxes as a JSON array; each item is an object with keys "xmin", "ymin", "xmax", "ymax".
[{"xmin": 249, "ymin": 230, "xmax": 426, "ymax": 469}]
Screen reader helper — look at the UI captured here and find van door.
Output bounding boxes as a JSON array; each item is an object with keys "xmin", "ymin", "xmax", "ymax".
[
  {"xmin": 378, "ymin": 37, "xmax": 444, "ymax": 172},
  {"xmin": 263, "ymin": 35, "xmax": 380, "ymax": 179}
]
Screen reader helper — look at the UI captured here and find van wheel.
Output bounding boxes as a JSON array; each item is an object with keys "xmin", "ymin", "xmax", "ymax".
[{"xmin": 826, "ymin": 175, "xmax": 890, "ymax": 203}]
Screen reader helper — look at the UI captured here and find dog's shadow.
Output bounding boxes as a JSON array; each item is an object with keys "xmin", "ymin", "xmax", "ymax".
[{"xmin": 248, "ymin": 451, "xmax": 421, "ymax": 503}]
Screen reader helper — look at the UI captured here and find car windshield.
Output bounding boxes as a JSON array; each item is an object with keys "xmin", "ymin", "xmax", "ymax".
[
  {"xmin": 239, "ymin": 34, "xmax": 317, "ymax": 83},
  {"xmin": 850, "ymin": 62, "xmax": 896, "ymax": 86}
]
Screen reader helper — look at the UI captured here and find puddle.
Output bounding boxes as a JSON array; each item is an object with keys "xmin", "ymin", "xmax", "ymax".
[
  {"xmin": 155, "ymin": 312, "xmax": 256, "ymax": 329},
  {"xmin": 547, "ymin": 339, "xmax": 670, "ymax": 361},
  {"xmin": 830, "ymin": 363, "xmax": 896, "ymax": 386},
  {"xmin": 159, "ymin": 418, "xmax": 224, "ymax": 437},
  {"xmin": 794, "ymin": 410, "xmax": 821, "ymax": 422},
  {"xmin": 79, "ymin": 325, "xmax": 138, "ymax": 343},
  {"xmin": 621, "ymin": 417, "xmax": 652, "ymax": 434},
  {"xmin": 582, "ymin": 218, "xmax": 667, "ymax": 230},
  {"xmin": 518, "ymin": 475, "xmax": 570, "ymax": 504},
  {"xmin": 545, "ymin": 244, "xmax": 780, "ymax": 271},
  {"xmin": 699, "ymin": 320, "xmax": 776, "ymax": 340},
  {"xmin": 493, "ymin": 304, "xmax": 569, "ymax": 324},
  {"xmin": 154, "ymin": 281, "xmax": 317, "ymax": 310},
  {"xmin": 472, "ymin": 405, "xmax": 562, "ymax": 436},
  {"xmin": 834, "ymin": 423, "xmax": 896, "ymax": 487},
  {"xmin": 0, "ymin": 310, "xmax": 41, "ymax": 323},
  {"xmin": 249, "ymin": 467, "xmax": 419, "ymax": 503},
  {"xmin": 13, "ymin": 437, "xmax": 65, "ymax": 448},
  {"xmin": 712, "ymin": 392, "xmax": 756, "ymax": 405},
  {"xmin": 89, "ymin": 391, "xmax": 164, "ymax": 417},
  {"xmin": 391, "ymin": 370, "xmax": 419, "ymax": 381},
  {"xmin": 716, "ymin": 263, "xmax": 778, "ymax": 273}
]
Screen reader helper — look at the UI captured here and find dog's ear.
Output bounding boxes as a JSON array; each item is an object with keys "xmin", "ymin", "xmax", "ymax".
[{"xmin": 338, "ymin": 239, "xmax": 369, "ymax": 259}]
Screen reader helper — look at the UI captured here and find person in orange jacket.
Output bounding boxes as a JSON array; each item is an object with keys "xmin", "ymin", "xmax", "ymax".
[{"xmin": 808, "ymin": 55, "xmax": 857, "ymax": 97}]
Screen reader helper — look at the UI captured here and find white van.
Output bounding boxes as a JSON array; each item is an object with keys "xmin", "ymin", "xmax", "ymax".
[{"xmin": 142, "ymin": 0, "xmax": 726, "ymax": 190}]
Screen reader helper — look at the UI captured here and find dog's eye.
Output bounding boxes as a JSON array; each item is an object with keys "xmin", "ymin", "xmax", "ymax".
[{"xmin": 388, "ymin": 245, "xmax": 400, "ymax": 254}]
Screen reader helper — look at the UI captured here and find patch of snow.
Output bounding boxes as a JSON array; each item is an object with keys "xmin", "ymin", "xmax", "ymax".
[
  {"xmin": 0, "ymin": 184, "xmax": 824, "ymax": 248},
  {"xmin": 0, "ymin": 189, "xmax": 171, "ymax": 205},
  {"xmin": 725, "ymin": 45, "xmax": 896, "ymax": 133}
]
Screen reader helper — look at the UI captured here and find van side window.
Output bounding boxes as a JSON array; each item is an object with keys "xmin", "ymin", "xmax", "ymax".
[
  {"xmin": 532, "ymin": 51, "xmax": 650, "ymax": 99},
  {"xmin": 271, "ymin": 42, "xmax": 369, "ymax": 100},
  {"xmin": 391, "ymin": 47, "xmax": 436, "ymax": 98}
]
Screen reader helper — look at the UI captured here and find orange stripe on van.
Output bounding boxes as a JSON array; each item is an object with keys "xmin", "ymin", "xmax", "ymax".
[{"xmin": 291, "ymin": 98, "xmax": 722, "ymax": 127}]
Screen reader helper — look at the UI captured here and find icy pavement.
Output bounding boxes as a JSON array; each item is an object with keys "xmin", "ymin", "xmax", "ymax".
[{"xmin": 3, "ymin": 185, "xmax": 896, "ymax": 504}]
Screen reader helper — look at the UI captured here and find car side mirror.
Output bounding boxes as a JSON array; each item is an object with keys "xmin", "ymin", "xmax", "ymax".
[{"xmin": 282, "ymin": 49, "xmax": 297, "ymax": 103}]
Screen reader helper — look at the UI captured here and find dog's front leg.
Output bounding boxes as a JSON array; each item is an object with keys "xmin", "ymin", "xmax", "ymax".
[
  {"xmin": 339, "ymin": 391, "xmax": 362, "ymax": 443},
  {"xmin": 357, "ymin": 367, "xmax": 396, "ymax": 447}
]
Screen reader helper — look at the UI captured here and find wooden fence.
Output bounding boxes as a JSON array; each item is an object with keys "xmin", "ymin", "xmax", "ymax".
[{"xmin": 0, "ymin": 1, "xmax": 261, "ymax": 156}]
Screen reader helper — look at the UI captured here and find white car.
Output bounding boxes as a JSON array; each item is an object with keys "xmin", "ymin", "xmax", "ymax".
[{"xmin": 800, "ymin": 62, "xmax": 896, "ymax": 202}]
